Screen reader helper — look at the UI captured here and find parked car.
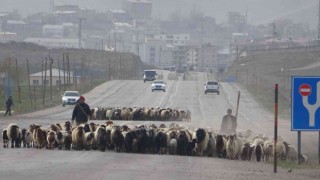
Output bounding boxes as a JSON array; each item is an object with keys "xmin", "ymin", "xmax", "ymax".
[
  {"xmin": 62, "ymin": 91, "xmax": 80, "ymax": 107},
  {"xmin": 204, "ymin": 81, "xmax": 219, "ymax": 95},
  {"xmin": 151, "ymin": 81, "xmax": 166, "ymax": 92}
]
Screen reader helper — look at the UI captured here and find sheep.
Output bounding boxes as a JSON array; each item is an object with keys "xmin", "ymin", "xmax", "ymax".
[
  {"xmin": 64, "ymin": 132, "xmax": 72, "ymax": 150},
  {"xmin": 32, "ymin": 125, "xmax": 47, "ymax": 149},
  {"xmin": 111, "ymin": 126, "xmax": 124, "ymax": 152},
  {"xmin": 89, "ymin": 122, "xmax": 98, "ymax": 132},
  {"xmin": 2, "ymin": 129, "xmax": 9, "ymax": 148},
  {"xmin": 168, "ymin": 138, "xmax": 177, "ymax": 155},
  {"xmin": 273, "ymin": 142, "xmax": 286, "ymax": 161},
  {"xmin": 193, "ymin": 128, "xmax": 209, "ymax": 156},
  {"xmin": 46, "ymin": 130, "xmax": 57, "ymax": 149},
  {"xmin": 94, "ymin": 125, "xmax": 109, "ymax": 152},
  {"xmin": 254, "ymin": 144, "xmax": 263, "ymax": 162},
  {"xmin": 216, "ymin": 134, "xmax": 227, "ymax": 158},
  {"xmin": 135, "ymin": 128, "xmax": 148, "ymax": 153},
  {"xmin": 21, "ymin": 128, "xmax": 33, "ymax": 148},
  {"xmin": 176, "ymin": 130, "xmax": 189, "ymax": 156},
  {"xmin": 240, "ymin": 143, "xmax": 251, "ymax": 161},
  {"xmin": 263, "ymin": 140, "xmax": 273, "ymax": 161},
  {"xmin": 6, "ymin": 123, "xmax": 21, "ymax": 148},
  {"xmin": 124, "ymin": 130, "xmax": 137, "ymax": 153},
  {"xmin": 49, "ymin": 124, "xmax": 62, "ymax": 133},
  {"xmin": 203, "ymin": 132, "xmax": 216, "ymax": 157},
  {"xmin": 226, "ymin": 134, "xmax": 241, "ymax": 160},
  {"xmin": 71, "ymin": 126, "xmax": 85, "ymax": 150},
  {"xmin": 121, "ymin": 108, "xmax": 133, "ymax": 120},
  {"xmin": 283, "ymin": 142, "xmax": 298, "ymax": 162},
  {"xmin": 147, "ymin": 128, "xmax": 157, "ymax": 154},
  {"xmin": 84, "ymin": 132, "xmax": 95, "ymax": 150},
  {"xmin": 155, "ymin": 131, "xmax": 168, "ymax": 154},
  {"xmin": 63, "ymin": 121, "xmax": 72, "ymax": 133},
  {"xmin": 79, "ymin": 123, "xmax": 92, "ymax": 133}
]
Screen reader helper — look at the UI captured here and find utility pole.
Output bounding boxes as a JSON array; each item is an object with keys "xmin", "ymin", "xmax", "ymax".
[
  {"xmin": 200, "ymin": 20, "xmax": 203, "ymax": 71},
  {"xmin": 50, "ymin": 0, "xmax": 55, "ymax": 13},
  {"xmin": 318, "ymin": 0, "xmax": 320, "ymax": 45},
  {"xmin": 113, "ymin": 23, "xmax": 117, "ymax": 52},
  {"xmin": 78, "ymin": 18, "xmax": 85, "ymax": 49}
]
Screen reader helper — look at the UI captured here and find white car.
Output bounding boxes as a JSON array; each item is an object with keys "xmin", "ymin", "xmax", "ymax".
[
  {"xmin": 151, "ymin": 81, "xmax": 166, "ymax": 92},
  {"xmin": 62, "ymin": 91, "xmax": 80, "ymax": 107},
  {"xmin": 204, "ymin": 81, "xmax": 220, "ymax": 95}
]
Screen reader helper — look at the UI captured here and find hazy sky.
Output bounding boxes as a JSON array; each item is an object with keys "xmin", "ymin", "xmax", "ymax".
[{"xmin": 0, "ymin": 0, "xmax": 318, "ymax": 28}]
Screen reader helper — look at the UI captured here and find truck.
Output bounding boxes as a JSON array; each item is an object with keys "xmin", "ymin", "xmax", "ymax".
[{"xmin": 143, "ymin": 70, "xmax": 157, "ymax": 83}]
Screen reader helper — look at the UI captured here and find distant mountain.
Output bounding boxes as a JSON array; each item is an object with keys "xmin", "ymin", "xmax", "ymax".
[{"xmin": 0, "ymin": 0, "xmax": 317, "ymax": 27}]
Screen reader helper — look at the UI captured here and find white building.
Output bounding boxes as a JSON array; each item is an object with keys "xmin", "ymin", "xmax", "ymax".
[
  {"xmin": 29, "ymin": 68, "xmax": 80, "ymax": 86},
  {"xmin": 24, "ymin": 37, "xmax": 83, "ymax": 49},
  {"xmin": 43, "ymin": 25, "xmax": 64, "ymax": 37},
  {"xmin": 153, "ymin": 34, "xmax": 190, "ymax": 46}
]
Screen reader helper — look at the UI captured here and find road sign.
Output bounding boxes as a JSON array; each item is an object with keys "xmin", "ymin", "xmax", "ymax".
[
  {"xmin": 292, "ymin": 76, "xmax": 320, "ymax": 131},
  {"xmin": 299, "ymin": 84, "xmax": 311, "ymax": 96}
]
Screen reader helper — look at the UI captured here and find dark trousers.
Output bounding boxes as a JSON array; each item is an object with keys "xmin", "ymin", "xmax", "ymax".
[{"xmin": 4, "ymin": 106, "xmax": 11, "ymax": 116}]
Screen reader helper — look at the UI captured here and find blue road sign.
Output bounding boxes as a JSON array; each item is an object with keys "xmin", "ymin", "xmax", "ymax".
[{"xmin": 292, "ymin": 76, "xmax": 320, "ymax": 131}]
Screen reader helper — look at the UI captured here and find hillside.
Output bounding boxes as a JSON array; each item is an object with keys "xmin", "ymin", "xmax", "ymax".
[
  {"xmin": 224, "ymin": 49, "xmax": 320, "ymax": 118},
  {"xmin": 0, "ymin": 42, "xmax": 148, "ymax": 114}
]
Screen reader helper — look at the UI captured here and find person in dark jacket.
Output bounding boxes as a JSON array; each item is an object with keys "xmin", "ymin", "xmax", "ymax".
[
  {"xmin": 4, "ymin": 96, "xmax": 14, "ymax": 116},
  {"xmin": 219, "ymin": 108, "xmax": 237, "ymax": 135},
  {"xmin": 71, "ymin": 96, "xmax": 91, "ymax": 126}
]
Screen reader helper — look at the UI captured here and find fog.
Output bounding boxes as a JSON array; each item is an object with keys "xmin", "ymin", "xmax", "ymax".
[{"xmin": 0, "ymin": 0, "xmax": 318, "ymax": 27}]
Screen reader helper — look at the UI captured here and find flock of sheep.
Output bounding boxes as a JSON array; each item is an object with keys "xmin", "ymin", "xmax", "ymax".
[
  {"xmin": 2, "ymin": 121, "xmax": 307, "ymax": 164},
  {"xmin": 90, "ymin": 107, "xmax": 191, "ymax": 122}
]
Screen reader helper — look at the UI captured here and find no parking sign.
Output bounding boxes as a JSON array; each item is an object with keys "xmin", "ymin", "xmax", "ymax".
[{"xmin": 292, "ymin": 76, "xmax": 320, "ymax": 131}]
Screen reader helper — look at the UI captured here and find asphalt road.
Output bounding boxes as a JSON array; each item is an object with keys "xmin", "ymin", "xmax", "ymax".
[{"xmin": 0, "ymin": 71, "xmax": 319, "ymax": 180}]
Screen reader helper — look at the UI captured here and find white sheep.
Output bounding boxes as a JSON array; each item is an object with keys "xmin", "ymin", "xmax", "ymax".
[
  {"xmin": 226, "ymin": 134, "xmax": 242, "ymax": 160},
  {"xmin": 72, "ymin": 126, "xmax": 85, "ymax": 150},
  {"xmin": 168, "ymin": 138, "xmax": 177, "ymax": 155},
  {"xmin": 273, "ymin": 142, "xmax": 286, "ymax": 161}
]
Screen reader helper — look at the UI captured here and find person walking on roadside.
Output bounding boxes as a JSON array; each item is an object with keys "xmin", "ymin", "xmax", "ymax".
[
  {"xmin": 71, "ymin": 96, "xmax": 91, "ymax": 126},
  {"xmin": 3, "ymin": 96, "xmax": 14, "ymax": 117},
  {"xmin": 219, "ymin": 108, "xmax": 237, "ymax": 135}
]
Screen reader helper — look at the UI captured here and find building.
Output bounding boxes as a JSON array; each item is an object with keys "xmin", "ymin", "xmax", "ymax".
[
  {"xmin": 153, "ymin": 33, "xmax": 190, "ymax": 46},
  {"xmin": 197, "ymin": 44, "xmax": 219, "ymax": 71},
  {"xmin": 2, "ymin": 20, "xmax": 27, "ymax": 33},
  {"xmin": 43, "ymin": 25, "xmax": 64, "ymax": 37},
  {"xmin": 186, "ymin": 45, "xmax": 199, "ymax": 67},
  {"xmin": 124, "ymin": 0, "xmax": 152, "ymax": 20},
  {"xmin": 24, "ymin": 37, "xmax": 83, "ymax": 49},
  {"xmin": 0, "ymin": 32, "xmax": 17, "ymax": 42},
  {"xmin": 29, "ymin": 68, "xmax": 80, "ymax": 86},
  {"xmin": 228, "ymin": 12, "xmax": 246, "ymax": 33}
]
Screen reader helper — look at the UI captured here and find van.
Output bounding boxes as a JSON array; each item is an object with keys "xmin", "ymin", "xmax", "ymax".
[{"xmin": 143, "ymin": 70, "xmax": 157, "ymax": 83}]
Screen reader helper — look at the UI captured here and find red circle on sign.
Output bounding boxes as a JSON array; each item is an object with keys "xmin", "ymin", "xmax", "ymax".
[{"xmin": 299, "ymin": 84, "xmax": 311, "ymax": 96}]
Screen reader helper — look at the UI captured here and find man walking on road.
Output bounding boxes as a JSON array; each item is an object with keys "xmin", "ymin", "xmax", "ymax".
[
  {"xmin": 219, "ymin": 108, "xmax": 237, "ymax": 135},
  {"xmin": 71, "ymin": 96, "xmax": 91, "ymax": 126},
  {"xmin": 3, "ymin": 96, "xmax": 14, "ymax": 117}
]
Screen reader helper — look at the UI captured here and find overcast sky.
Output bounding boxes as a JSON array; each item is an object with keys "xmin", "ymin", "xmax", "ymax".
[{"xmin": 0, "ymin": 0, "xmax": 318, "ymax": 28}]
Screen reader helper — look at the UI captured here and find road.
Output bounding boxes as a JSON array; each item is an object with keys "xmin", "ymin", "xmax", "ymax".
[{"xmin": 0, "ymin": 71, "xmax": 319, "ymax": 180}]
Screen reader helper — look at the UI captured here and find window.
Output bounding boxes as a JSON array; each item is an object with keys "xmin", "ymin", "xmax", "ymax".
[
  {"xmin": 33, "ymin": 80, "xmax": 39, "ymax": 85},
  {"xmin": 43, "ymin": 80, "xmax": 49, "ymax": 85},
  {"xmin": 56, "ymin": 80, "xmax": 61, "ymax": 85}
]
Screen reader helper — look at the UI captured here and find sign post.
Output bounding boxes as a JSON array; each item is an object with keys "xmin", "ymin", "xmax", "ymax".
[
  {"xmin": 274, "ymin": 84, "xmax": 278, "ymax": 173},
  {"xmin": 292, "ymin": 76, "xmax": 320, "ymax": 165}
]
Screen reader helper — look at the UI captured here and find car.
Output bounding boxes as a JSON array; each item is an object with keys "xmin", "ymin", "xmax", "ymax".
[
  {"xmin": 151, "ymin": 81, "xmax": 166, "ymax": 92},
  {"xmin": 204, "ymin": 81, "xmax": 220, "ymax": 95},
  {"xmin": 62, "ymin": 91, "xmax": 80, "ymax": 107}
]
